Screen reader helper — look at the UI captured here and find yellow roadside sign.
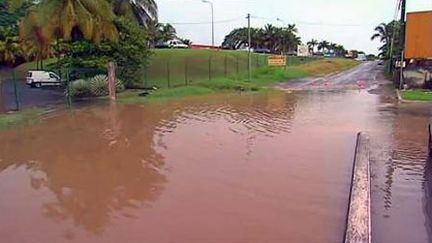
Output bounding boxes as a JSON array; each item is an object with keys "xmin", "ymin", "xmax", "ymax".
[{"xmin": 267, "ymin": 55, "xmax": 287, "ymax": 66}]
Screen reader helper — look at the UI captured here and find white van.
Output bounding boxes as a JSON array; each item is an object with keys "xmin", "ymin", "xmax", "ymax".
[
  {"xmin": 26, "ymin": 70, "xmax": 62, "ymax": 88},
  {"xmin": 167, "ymin": 40, "xmax": 189, "ymax": 49}
]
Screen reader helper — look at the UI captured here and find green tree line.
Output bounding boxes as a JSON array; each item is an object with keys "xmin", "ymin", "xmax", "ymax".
[{"xmin": 222, "ymin": 24, "xmax": 347, "ymax": 56}]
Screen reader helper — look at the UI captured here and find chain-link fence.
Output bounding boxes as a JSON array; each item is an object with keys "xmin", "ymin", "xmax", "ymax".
[
  {"xmin": 135, "ymin": 52, "xmax": 318, "ymax": 89},
  {"xmin": 0, "ymin": 52, "xmax": 319, "ymax": 112},
  {"xmin": 135, "ymin": 52, "xmax": 267, "ymax": 89},
  {"xmin": 0, "ymin": 66, "xmax": 110, "ymax": 112}
]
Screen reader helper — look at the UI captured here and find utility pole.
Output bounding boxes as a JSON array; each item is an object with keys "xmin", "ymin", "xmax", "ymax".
[
  {"xmin": 399, "ymin": 0, "xmax": 407, "ymax": 89},
  {"xmin": 247, "ymin": 13, "xmax": 251, "ymax": 81}
]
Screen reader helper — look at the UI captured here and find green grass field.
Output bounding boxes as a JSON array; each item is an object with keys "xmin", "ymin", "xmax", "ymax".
[
  {"xmin": 13, "ymin": 49, "xmax": 358, "ymax": 104},
  {"xmin": 120, "ymin": 57, "xmax": 359, "ymax": 103},
  {"xmin": 400, "ymin": 90, "xmax": 432, "ymax": 101},
  {"xmin": 136, "ymin": 49, "xmax": 320, "ymax": 88},
  {"xmin": 0, "ymin": 108, "xmax": 45, "ymax": 129}
]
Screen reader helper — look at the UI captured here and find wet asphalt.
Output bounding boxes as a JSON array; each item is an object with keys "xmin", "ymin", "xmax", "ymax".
[{"xmin": 277, "ymin": 61, "xmax": 383, "ymax": 90}]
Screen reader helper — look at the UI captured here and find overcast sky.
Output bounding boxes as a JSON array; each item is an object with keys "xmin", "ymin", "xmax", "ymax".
[{"xmin": 157, "ymin": 0, "xmax": 432, "ymax": 54}]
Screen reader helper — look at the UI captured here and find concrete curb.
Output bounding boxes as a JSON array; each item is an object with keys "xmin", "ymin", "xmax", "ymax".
[
  {"xmin": 396, "ymin": 89, "xmax": 403, "ymax": 101},
  {"xmin": 344, "ymin": 132, "xmax": 371, "ymax": 243}
]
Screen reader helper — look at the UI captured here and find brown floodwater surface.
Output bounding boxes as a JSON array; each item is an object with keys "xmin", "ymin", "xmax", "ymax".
[{"xmin": 0, "ymin": 89, "xmax": 430, "ymax": 243}]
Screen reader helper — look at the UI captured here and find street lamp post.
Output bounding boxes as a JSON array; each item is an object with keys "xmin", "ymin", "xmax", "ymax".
[{"xmin": 202, "ymin": 0, "xmax": 214, "ymax": 47}]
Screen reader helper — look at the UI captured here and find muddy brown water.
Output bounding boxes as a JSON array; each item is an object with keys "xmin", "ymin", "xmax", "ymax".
[{"xmin": 0, "ymin": 89, "xmax": 431, "ymax": 243}]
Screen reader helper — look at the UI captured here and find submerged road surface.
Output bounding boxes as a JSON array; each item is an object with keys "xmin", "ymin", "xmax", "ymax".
[
  {"xmin": 277, "ymin": 61, "xmax": 382, "ymax": 90},
  {"xmin": 0, "ymin": 61, "xmax": 431, "ymax": 243}
]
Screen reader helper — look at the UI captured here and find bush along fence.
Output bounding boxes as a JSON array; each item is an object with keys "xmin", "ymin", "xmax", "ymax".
[{"xmin": 65, "ymin": 64, "xmax": 125, "ymax": 103}]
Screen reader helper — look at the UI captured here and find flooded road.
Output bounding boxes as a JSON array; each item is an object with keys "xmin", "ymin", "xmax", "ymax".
[{"xmin": 0, "ymin": 65, "xmax": 431, "ymax": 242}]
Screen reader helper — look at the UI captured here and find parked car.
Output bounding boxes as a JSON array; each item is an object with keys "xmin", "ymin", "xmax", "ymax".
[
  {"xmin": 167, "ymin": 40, "xmax": 189, "ymax": 48},
  {"xmin": 26, "ymin": 70, "xmax": 62, "ymax": 88},
  {"xmin": 154, "ymin": 42, "xmax": 170, "ymax": 48},
  {"xmin": 155, "ymin": 40, "xmax": 189, "ymax": 49}
]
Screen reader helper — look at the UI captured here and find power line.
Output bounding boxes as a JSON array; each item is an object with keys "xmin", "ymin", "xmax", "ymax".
[
  {"xmin": 162, "ymin": 15, "xmax": 367, "ymax": 27},
  {"xmin": 160, "ymin": 18, "xmax": 243, "ymax": 25}
]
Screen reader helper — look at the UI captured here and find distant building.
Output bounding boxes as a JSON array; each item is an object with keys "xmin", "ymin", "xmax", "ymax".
[
  {"xmin": 345, "ymin": 50, "xmax": 359, "ymax": 59},
  {"xmin": 297, "ymin": 45, "xmax": 310, "ymax": 57}
]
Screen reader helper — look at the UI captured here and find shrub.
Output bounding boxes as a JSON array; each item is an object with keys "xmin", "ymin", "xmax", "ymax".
[
  {"xmin": 88, "ymin": 75, "xmax": 125, "ymax": 97},
  {"xmin": 68, "ymin": 79, "xmax": 91, "ymax": 97}
]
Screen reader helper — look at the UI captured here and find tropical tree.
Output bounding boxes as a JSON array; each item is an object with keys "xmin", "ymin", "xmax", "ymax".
[
  {"xmin": 160, "ymin": 23, "xmax": 176, "ymax": 42},
  {"xmin": 286, "ymin": 24, "xmax": 298, "ymax": 34},
  {"xmin": 0, "ymin": 26, "xmax": 23, "ymax": 66},
  {"xmin": 0, "ymin": 0, "xmax": 32, "ymax": 27},
  {"xmin": 307, "ymin": 39, "xmax": 318, "ymax": 54},
  {"xmin": 19, "ymin": 0, "xmax": 118, "ymax": 44},
  {"xmin": 317, "ymin": 40, "xmax": 330, "ymax": 52},
  {"xmin": 222, "ymin": 24, "xmax": 301, "ymax": 53},
  {"xmin": 112, "ymin": 0, "xmax": 158, "ymax": 25},
  {"xmin": 371, "ymin": 21, "xmax": 400, "ymax": 59}
]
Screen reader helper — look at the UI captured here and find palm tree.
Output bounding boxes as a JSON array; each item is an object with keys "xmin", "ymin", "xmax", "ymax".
[
  {"xmin": 145, "ymin": 19, "xmax": 162, "ymax": 46},
  {"xmin": 19, "ymin": 0, "xmax": 118, "ymax": 44},
  {"xmin": 371, "ymin": 21, "xmax": 400, "ymax": 59},
  {"xmin": 0, "ymin": 26, "xmax": 22, "ymax": 66},
  {"xmin": 334, "ymin": 44, "xmax": 346, "ymax": 57},
  {"xmin": 160, "ymin": 24, "xmax": 176, "ymax": 42},
  {"xmin": 17, "ymin": 0, "xmax": 121, "ymax": 68},
  {"xmin": 112, "ymin": 0, "xmax": 158, "ymax": 25},
  {"xmin": 286, "ymin": 24, "xmax": 298, "ymax": 33},
  {"xmin": 307, "ymin": 39, "xmax": 318, "ymax": 54},
  {"xmin": 317, "ymin": 40, "xmax": 330, "ymax": 52},
  {"xmin": 262, "ymin": 24, "xmax": 277, "ymax": 51}
]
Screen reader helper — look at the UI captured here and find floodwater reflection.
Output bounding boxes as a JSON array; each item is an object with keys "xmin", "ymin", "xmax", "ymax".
[
  {"xmin": 0, "ymin": 90, "xmax": 430, "ymax": 243},
  {"xmin": 0, "ymin": 103, "xmax": 167, "ymax": 236}
]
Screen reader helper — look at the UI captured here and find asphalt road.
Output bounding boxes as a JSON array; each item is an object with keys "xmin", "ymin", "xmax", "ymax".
[
  {"xmin": 0, "ymin": 78, "xmax": 65, "ymax": 112},
  {"xmin": 277, "ymin": 61, "xmax": 383, "ymax": 90}
]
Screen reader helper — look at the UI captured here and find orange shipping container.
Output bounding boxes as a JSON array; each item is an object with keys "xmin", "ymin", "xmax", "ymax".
[{"xmin": 405, "ymin": 11, "xmax": 432, "ymax": 59}]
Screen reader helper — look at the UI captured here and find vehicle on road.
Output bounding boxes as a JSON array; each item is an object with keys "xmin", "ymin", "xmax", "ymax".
[
  {"xmin": 355, "ymin": 53, "xmax": 368, "ymax": 62},
  {"xmin": 26, "ymin": 70, "xmax": 62, "ymax": 88},
  {"xmin": 155, "ymin": 40, "xmax": 189, "ymax": 49},
  {"xmin": 167, "ymin": 40, "xmax": 189, "ymax": 48}
]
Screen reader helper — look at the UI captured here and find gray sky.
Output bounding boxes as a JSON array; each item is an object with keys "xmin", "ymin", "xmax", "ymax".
[{"xmin": 158, "ymin": 0, "xmax": 432, "ymax": 54}]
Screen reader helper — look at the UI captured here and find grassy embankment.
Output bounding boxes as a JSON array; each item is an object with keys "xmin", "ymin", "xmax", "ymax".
[
  {"xmin": 0, "ymin": 108, "xmax": 45, "ymax": 129},
  {"xmin": 120, "ymin": 49, "xmax": 358, "ymax": 103},
  {"xmin": 400, "ymin": 90, "xmax": 432, "ymax": 101},
  {"xmin": 13, "ymin": 49, "xmax": 358, "ymax": 103}
]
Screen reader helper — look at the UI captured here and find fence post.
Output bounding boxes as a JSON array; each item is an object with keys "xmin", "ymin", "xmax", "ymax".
[
  {"xmin": 224, "ymin": 55, "xmax": 228, "ymax": 77},
  {"xmin": 107, "ymin": 62, "xmax": 116, "ymax": 101},
  {"xmin": 167, "ymin": 59, "xmax": 171, "ymax": 88},
  {"xmin": 428, "ymin": 123, "xmax": 432, "ymax": 157},
  {"xmin": 208, "ymin": 56, "xmax": 212, "ymax": 81},
  {"xmin": 66, "ymin": 68, "xmax": 72, "ymax": 107},
  {"xmin": 0, "ymin": 77, "xmax": 4, "ymax": 112},
  {"xmin": 184, "ymin": 58, "xmax": 188, "ymax": 85},
  {"xmin": 12, "ymin": 69, "xmax": 19, "ymax": 111},
  {"xmin": 236, "ymin": 56, "xmax": 239, "ymax": 75},
  {"xmin": 144, "ymin": 66, "xmax": 148, "ymax": 88}
]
